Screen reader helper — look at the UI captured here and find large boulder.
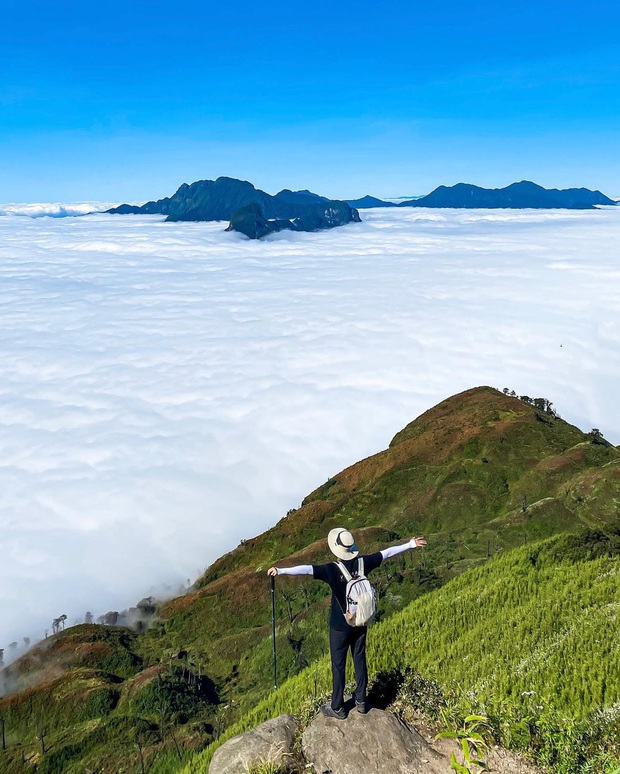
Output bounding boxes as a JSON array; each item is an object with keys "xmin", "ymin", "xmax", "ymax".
[
  {"xmin": 301, "ymin": 708, "xmax": 447, "ymax": 774},
  {"xmin": 209, "ymin": 714, "xmax": 299, "ymax": 774}
]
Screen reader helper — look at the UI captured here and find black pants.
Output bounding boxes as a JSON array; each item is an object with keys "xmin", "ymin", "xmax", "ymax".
[{"xmin": 329, "ymin": 626, "xmax": 367, "ymax": 710}]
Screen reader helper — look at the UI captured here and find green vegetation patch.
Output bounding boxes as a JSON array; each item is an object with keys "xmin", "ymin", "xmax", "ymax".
[{"xmin": 0, "ymin": 670, "xmax": 121, "ymax": 739}]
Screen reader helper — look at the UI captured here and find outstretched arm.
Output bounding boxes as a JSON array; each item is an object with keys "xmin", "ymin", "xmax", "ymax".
[
  {"xmin": 381, "ymin": 536, "xmax": 427, "ymax": 561},
  {"xmin": 267, "ymin": 565, "xmax": 313, "ymax": 577}
]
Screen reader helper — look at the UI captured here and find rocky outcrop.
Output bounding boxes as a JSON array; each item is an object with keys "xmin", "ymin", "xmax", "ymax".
[
  {"xmin": 210, "ymin": 709, "xmax": 545, "ymax": 774},
  {"xmin": 301, "ymin": 708, "xmax": 447, "ymax": 774},
  {"xmin": 209, "ymin": 714, "xmax": 298, "ymax": 774},
  {"xmin": 226, "ymin": 201, "xmax": 361, "ymax": 239}
]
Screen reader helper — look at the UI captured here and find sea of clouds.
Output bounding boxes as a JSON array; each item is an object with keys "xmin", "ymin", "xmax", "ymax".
[
  {"xmin": 1, "ymin": 205, "xmax": 619, "ymax": 654},
  {"xmin": 0, "ymin": 202, "xmax": 116, "ymax": 218}
]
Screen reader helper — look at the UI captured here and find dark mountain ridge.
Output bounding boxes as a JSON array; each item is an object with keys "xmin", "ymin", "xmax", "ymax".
[
  {"xmin": 108, "ymin": 178, "xmax": 616, "ymax": 225},
  {"xmin": 398, "ymin": 180, "xmax": 617, "ymax": 209},
  {"xmin": 107, "ymin": 176, "xmax": 361, "ymax": 237},
  {"xmin": 344, "ymin": 195, "xmax": 393, "ymax": 208}
]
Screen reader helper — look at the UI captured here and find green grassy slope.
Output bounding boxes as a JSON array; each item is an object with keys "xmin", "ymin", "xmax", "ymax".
[
  {"xmin": 146, "ymin": 387, "xmax": 619, "ymax": 709},
  {"xmin": 182, "ymin": 529, "xmax": 620, "ymax": 774},
  {"xmin": 1, "ymin": 386, "xmax": 619, "ymax": 773}
]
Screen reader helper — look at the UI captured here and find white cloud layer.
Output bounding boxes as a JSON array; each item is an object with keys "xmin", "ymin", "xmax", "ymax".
[
  {"xmin": 1, "ymin": 206, "xmax": 619, "ymax": 654},
  {"xmin": 0, "ymin": 202, "xmax": 117, "ymax": 218}
]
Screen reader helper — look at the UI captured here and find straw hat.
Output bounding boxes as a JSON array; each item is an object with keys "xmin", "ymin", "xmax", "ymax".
[{"xmin": 328, "ymin": 528, "xmax": 359, "ymax": 560}]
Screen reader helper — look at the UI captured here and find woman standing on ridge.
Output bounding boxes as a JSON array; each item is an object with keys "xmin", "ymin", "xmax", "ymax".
[{"xmin": 267, "ymin": 528, "xmax": 427, "ymax": 718}]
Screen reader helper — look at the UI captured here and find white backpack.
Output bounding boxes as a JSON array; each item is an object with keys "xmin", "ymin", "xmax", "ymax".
[{"xmin": 336, "ymin": 558, "xmax": 377, "ymax": 627}]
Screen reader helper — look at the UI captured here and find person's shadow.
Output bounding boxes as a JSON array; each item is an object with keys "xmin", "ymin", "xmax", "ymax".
[{"xmin": 365, "ymin": 669, "xmax": 403, "ymax": 710}]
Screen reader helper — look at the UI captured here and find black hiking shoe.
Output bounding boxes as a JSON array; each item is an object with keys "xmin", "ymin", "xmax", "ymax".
[
  {"xmin": 355, "ymin": 700, "xmax": 368, "ymax": 714},
  {"xmin": 320, "ymin": 703, "xmax": 347, "ymax": 719}
]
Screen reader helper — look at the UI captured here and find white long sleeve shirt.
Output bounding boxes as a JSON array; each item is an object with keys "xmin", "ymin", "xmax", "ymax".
[{"xmin": 276, "ymin": 539, "xmax": 418, "ymax": 575}]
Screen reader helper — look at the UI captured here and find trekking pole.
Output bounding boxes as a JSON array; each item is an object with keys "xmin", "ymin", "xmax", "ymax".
[{"xmin": 270, "ymin": 575, "xmax": 278, "ymax": 689}]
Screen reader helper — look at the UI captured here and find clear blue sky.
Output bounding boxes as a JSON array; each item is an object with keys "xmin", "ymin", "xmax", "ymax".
[{"xmin": 1, "ymin": 0, "xmax": 618, "ymax": 201}]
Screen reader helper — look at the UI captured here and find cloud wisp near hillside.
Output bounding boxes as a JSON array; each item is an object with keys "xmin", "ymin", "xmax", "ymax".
[{"xmin": 1, "ymin": 206, "xmax": 619, "ymax": 650}]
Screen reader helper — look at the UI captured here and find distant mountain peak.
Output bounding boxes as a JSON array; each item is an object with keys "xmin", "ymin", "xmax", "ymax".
[
  {"xmin": 108, "ymin": 176, "xmax": 360, "ymax": 237},
  {"xmin": 398, "ymin": 181, "xmax": 616, "ymax": 209},
  {"xmin": 107, "ymin": 177, "xmax": 617, "ymax": 219}
]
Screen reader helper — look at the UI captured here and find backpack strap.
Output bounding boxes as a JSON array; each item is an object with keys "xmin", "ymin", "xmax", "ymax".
[
  {"xmin": 335, "ymin": 561, "xmax": 352, "ymax": 582},
  {"xmin": 336, "ymin": 558, "xmax": 365, "ymax": 579},
  {"xmin": 333, "ymin": 562, "xmax": 349, "ymax": 620}
]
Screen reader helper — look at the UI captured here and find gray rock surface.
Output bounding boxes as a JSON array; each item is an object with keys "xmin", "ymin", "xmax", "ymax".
[
  {"xmin": 301, "ymin": 708, "xmax": 448, "ymax": 774},
  {"xmin": 209, "ymin": 714, "xmax": 298, "ymax": 774}
]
